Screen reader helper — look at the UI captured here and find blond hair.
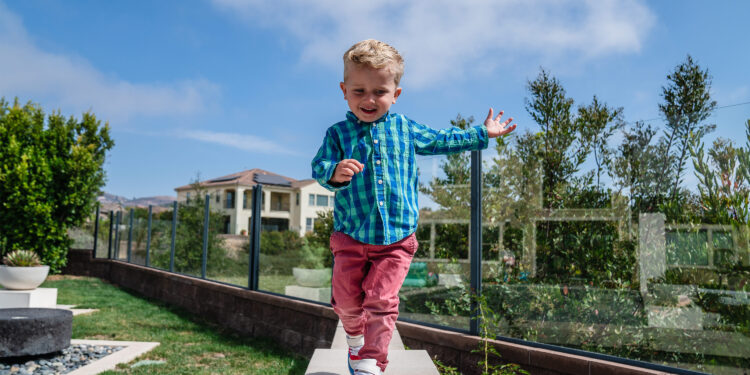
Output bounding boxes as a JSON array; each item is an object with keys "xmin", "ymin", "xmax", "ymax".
[{"xmin": 343, "ymin": 39, "xmax": 404, "ymax": 86}]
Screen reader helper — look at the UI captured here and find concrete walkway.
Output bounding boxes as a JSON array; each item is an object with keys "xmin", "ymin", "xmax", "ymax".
[{"xmin": 305, "ymin": 321, "xmax": 439, "ymax": 375}]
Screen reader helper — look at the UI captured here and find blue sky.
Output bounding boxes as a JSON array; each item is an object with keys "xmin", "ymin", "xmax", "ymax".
[{"xmin": 1, "ymin": 0, "xmax": 748, "ymax": 200}]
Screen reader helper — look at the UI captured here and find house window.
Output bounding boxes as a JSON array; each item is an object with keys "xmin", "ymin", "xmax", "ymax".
[
  {"xmin": 223, "ymin": 216, "xmax": 231, "ymax": 234},
  {"xmin": 316, "ymin": 195, "xmax": 328, "ymax": 207},
  {"xmin": 186, "ymin": 192, "xmax": 191, "ymax": 202},
  {"xmin": 306, "ymin": 218, "xmax": 314, "ymax": 232},
  {"xmin": 216, "ymin": 192, "xmax": 221, "ymax": 203},
  {"xmin": 309, "ymin": 194, "xmax": 315, "ymax": 206},
  {"xmin": 296, "ymin": 193, "xmax": 300, "ymax": 206},
  {"xmin": 329, "ymin": 196, "xmax": 335, "ymax": 207},
  {"xmin": 225, "ymin": 190, "xmax": 235, "ymax": 209},
  {"xmin": 243, "ymin": 192, "xmax": 248, "ymax": 209}
]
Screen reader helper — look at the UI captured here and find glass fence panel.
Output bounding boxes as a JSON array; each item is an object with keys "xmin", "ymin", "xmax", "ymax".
[
  {"xmin": 148, "ymin": 206, "xmax": 174, "ymax": 270},
  {"xmin": 67, "ymin": 211, "xmax": 98, "ymax": 251},
  {"xmin": 112, "ymin": 210, "xmax": 128, "ymax": 261},
  {"xmin": 479, "ymin": 115, "xmax": 750, "ymax": 374},
  {"xmin": 94, "ymin": 211, "xmax": 111, "ymax": 259},
  {"xmin": 258, "ymin": 207, "xmax": 332, "ymax": 303},
  {"xmin": 172, "ymin": 199, "xmax": 205, "ymax": 277},
  {"xmin": 129, "ymin": 209, "xmax": 149, "ymax": 266},
  {"xmin": 400, "ymin": 154, "xmax": 472, "ymax": 331},
  {"xmin": 207, "ymin": 231, "xmax": 250, "ymax": 288}
]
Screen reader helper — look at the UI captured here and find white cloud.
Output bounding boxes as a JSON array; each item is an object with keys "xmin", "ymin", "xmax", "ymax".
[
  {"xmin": 211, "ymin": 0, "xmax": 655, "ymax": 88},
  {"xmin": 183, "ymin": 130, "xmax": 301, "ymax": 156},
  {"xmin": 0, "ymin": 2, "xmax": 218, "ymax": 123}
]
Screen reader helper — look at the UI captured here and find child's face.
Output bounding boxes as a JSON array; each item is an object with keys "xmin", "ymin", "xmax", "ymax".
[{"xmin": 340, "ymin": 64, "xmax": 402, "ymax": 123}]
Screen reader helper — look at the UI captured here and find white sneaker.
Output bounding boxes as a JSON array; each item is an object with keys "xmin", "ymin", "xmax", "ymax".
[
  {"xmin": 346, "ymin": 334, "xmax": 364, "ymax": 375},
  {"xmin": 354, "ymin": 358, "xmax": 382, "ymax": 375}
]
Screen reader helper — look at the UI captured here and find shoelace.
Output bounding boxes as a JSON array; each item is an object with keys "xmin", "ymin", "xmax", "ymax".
[{"xmin": 349, "ymin": 346, "xmax": 362, "ymax": 361}]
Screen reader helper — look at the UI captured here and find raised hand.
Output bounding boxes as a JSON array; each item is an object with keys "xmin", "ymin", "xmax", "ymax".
[
  {"xmin": 484, "ymin": 108, "xmax": 517, "ymax": 138},
  {"xmin": 331, "ymin": 159, "xmax": 364, "ymax": 183}
]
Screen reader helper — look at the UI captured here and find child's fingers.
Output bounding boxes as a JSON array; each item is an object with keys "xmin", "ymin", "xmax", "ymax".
[
  {"xmin": 485, "ymin": 108, "xmax": 494, "ymax": 123},
  {"xmin": 343, "ymin": 159, "xmax": 364, "ymax": 173},
  {"xmin": 340, "ymin": 167, "xmax": 356, "ymax": 177},
  {"xmin": 495, "ymin": 110, "xmax": 505, "ymax": 122}
]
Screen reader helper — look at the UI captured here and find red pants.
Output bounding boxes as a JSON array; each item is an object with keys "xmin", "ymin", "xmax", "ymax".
[{"xmin": 330, "ymin": 231, "xmax": 418, "ymax": 372}]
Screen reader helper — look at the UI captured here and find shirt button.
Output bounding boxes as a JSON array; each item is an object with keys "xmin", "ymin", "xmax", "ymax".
[
  {"xmin": 379, "ymin": 201, "xmax": 383, "ymax": 206},
  {"xmin": 376, "ymin": 160, "xmax": 381, "ymax": 165},
  {"xmin": 373, "ymin": 139, "xmax": 379, "ymax": 144},
  {"xmin": 378, "ymin": 179, "xmax": 383, "ymax": 184}
]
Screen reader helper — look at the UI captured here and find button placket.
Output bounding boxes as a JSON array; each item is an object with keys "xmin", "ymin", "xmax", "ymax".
[{"xmin": 373, "ymin": 122, "xmax": 386, "ymax": 218}]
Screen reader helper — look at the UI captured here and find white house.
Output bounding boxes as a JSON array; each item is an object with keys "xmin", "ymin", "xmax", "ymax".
[{"xmin": 174, "ymin": 169, "xmax": 334, "ymax": 235}]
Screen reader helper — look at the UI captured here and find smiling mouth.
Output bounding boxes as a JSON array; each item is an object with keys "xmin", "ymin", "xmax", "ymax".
[{"xmin": 360, "ymin": 107, "xmax": 377, "ymax": 114}]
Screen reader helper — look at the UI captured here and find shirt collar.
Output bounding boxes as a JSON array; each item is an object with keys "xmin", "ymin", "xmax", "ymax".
[{"xmin": 346, "ymin": 111, "xmax": 389, "ymax": 124}]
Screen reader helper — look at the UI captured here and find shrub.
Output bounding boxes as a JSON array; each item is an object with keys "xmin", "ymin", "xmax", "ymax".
[{"xmin": 0, "ymin": 98, "xmax": 113, "ymax": 272}]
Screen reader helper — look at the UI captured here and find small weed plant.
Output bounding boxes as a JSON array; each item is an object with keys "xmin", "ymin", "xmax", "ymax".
[{"xmin": 432, "ymin": 290, "xmax": 528, "ymax": 375}]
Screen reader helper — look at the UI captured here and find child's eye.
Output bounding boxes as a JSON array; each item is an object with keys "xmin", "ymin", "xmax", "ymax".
[
  {"xmin": 353, "ymin": 89, "xmax": 364, "ymax": 94},
  {"xmin": 375, "ymin": 90, "xmax": 386, "ymax": 95}
]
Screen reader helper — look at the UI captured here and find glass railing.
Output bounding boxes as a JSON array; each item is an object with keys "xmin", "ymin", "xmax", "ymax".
[
  {"xmin": 85, "ymin": 116, "xmax": 749, "ymax": 374},
  {"xmin": 399, "ymin": 154, "xmax": 472, "ymax": 331},
  {"xmin": 148, "ymin": 205, "xmax": 175, "ymax": 270},
  {"xmin": 257, "ymin": 217, "xmax": 331, "ymax": 302}
]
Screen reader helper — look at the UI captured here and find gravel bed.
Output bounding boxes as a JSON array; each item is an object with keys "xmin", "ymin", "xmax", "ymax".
[{"xmin": 0, "ymin": 344, "xmax": 124, "ymax": 375}]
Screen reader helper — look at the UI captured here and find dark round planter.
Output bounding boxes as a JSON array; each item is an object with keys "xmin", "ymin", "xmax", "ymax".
[{"xmin": 0, "ymin": 308, "xmax": 72, "ymax": 357}]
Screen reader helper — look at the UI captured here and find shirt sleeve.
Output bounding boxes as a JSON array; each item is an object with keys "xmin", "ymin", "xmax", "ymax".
[
  {"xmin": 409, "ymin": 117, "xmax": 489, "ymax": 156},
  {"xmin": 311, "ymin": 127, "xmax": 350, "ymax": 191}
]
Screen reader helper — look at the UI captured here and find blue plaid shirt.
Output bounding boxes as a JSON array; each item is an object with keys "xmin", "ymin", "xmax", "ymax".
[{"xmin": 311, "ymin": 111, "xmax": 488, "ymax": 245}]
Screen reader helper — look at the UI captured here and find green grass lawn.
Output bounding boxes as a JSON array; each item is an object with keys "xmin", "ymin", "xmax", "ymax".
[{"xmin": 42, "ymin": 276, "xmax": 308, "ymax": 375}]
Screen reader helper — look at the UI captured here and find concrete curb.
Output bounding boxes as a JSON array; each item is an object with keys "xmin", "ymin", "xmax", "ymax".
[{"xmin": 66, "ymin": 340, "xmax": 160, "ymax": 375}]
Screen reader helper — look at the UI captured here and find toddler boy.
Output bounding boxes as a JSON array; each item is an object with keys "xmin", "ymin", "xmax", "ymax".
[{"xmin": 311, "ymin": 39, "xmax": 516, "ymax": 375}]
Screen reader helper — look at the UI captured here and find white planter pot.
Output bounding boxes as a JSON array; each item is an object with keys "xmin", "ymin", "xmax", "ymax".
[
  {"xmin": 292, "ymin": 267, "xmax": 332, "ymax": 287},
  {"xmin": 0, "ymin": 265, "xmax": 50, "ymax": 290}
]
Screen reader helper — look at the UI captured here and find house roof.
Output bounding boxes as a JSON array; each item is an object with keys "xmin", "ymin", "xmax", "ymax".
[{"xmin": 174, "ymin": 168, "xmax": 315, "ymax": 191}]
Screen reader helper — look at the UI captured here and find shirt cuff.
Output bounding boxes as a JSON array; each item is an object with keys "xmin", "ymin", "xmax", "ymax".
[
  {"xmin": 319, "ymin": 163, "xmax": 350, "ymax": 191},
  {"xmin": 473, "ymin": 125, "xmax": 490, "ymax": 150}
]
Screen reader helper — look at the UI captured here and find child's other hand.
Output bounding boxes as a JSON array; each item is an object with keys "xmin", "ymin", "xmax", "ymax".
[
  {"xmin": 331, "ymin": 159, "xmax": 364, "ymax": 183},
  {"xmin": 484, "ymin": 108, "xmax": 517, "ymax": 138}
]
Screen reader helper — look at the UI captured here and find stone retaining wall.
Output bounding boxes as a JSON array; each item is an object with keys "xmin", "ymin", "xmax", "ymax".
[{"xmin": 62, "ymin": 249, "xmax": 675, "ymax": 375}]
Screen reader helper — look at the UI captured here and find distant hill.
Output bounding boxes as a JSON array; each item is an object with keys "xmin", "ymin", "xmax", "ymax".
[{"xmin": 97, "ymin": 193, "xmax": 176, "ymax": 212}]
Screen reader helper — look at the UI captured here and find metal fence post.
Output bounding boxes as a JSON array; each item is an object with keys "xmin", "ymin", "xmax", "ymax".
[
  {"xmin": 107, "ymin": 211, "xmax": 114, "ymax": 259},
  {"xmin": 170, "ymin": 201, "xmax": 177, "ymax": 272},
  {"xmin": 146, "ymin": 205, "xmax": 153, "ymax": 267},
  {"xmin": 127, "ymin": 208, "xmax": 134, "ymax": 262},
  {"xmin": 470, "ymin": 149, "xmax": 483, "ymax": 336},
  {"xmin": 114, "ymin": 211, "xmax": 121, "ymax": 260},
  {"xmin": 248, "ymin": 184, "xmax": 262, "ymax": 290},
  {"xmin": 93, "ymin": 203, "xmax": 100, "ymax": 258},
  {"xmin": 202, "ymin": 194, "xmax": 210, "ymax": 279}
]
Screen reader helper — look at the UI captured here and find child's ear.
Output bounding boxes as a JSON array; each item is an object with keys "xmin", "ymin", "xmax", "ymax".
[
  {"xmin": 392, "ymin": 87, "xmax": 402, "ymax": 104},
  {"xmin": 340, "ymin": 82, "xmax": 347, "ymax": 99}
]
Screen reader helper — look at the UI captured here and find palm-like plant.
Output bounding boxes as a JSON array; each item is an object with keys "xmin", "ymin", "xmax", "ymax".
[{"xmin": 2, "ymin": 250, "xmax": 43, "ymax": 267}]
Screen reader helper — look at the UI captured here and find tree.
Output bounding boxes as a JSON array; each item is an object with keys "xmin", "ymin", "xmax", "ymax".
[
  {"xmin": 613, "ymin": 121, "xmax": 664, "ymax": 214},
  {"xmin": 658, "ymin": 55, "xmax": 717, "ymax": 218},
  {"xmin": 690, "ymin": 120, "xmax": 750, "ymax": 225},
  {"xmin": 0, "ymin": 98, "xmax": 114, "ymax": 272},
  {"xmin": 524, "ymin": 68, "xmax": 591, "ymax": 208},
  {"xmin": 420, "ymin": 114, "xmax": 474, "ymax": 218},
  {"xmin": 151, "ymin": 179, "xmax": 231, "ymax": 275},
  {"xmin": 577, "ymin": 96, "xmax": 624, "ymax": 188}
]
